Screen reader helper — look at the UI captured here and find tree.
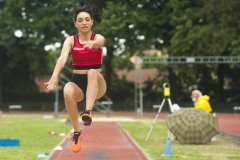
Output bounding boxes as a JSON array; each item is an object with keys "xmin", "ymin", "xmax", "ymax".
[
  {"xmin": 1, "ymin": 0, "xmax": 239, "ymax": 107},
  {"xmin": 0, "ymin": 0, "xmax": 112, "ymax": 104},
  {"xmin": 0, "ymin": 0, "xmax": 82, "ymax": 103},
  {"xmin": 167, "ymin": 0, "xmax": 240, "ymax": 101},
  {"xmin": 94, "ymin": 0, "xmax": 169, "ymax": 94}
]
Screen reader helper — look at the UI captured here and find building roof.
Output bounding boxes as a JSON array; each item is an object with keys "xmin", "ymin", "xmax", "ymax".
[{"xmin": 115, "ymin": 68, "xmax": 159, "ymax": 83}]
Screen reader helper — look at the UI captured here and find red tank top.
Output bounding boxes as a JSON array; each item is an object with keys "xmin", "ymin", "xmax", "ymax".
[{"xmin": 71, "ymin": 32, "xmax": 103, "ymax": 70}]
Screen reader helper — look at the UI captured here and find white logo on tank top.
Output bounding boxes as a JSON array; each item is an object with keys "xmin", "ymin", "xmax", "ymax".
[{"xmin": 73, "ymin": 47, "xmax": 85, "ymax": 51}]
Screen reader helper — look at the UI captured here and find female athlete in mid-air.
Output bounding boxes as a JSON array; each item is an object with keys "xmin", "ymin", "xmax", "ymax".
[{"xmin": 45, "ymin": 3, "xmax": 106, "ymax": 153}]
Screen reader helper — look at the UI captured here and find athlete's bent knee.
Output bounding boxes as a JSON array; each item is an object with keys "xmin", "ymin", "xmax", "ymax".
[{"xmin": 63, "ymin": 83, "xmax": 76, "ymax": 102}]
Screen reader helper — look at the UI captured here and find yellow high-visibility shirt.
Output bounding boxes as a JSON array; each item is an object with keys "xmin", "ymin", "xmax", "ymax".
[{"xmin": 194, "ymin": 95, "xmax": 212, "ymax": 112}]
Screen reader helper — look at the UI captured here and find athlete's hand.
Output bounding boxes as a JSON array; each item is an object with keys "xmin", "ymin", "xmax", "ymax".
[
  {"xmin": 83, "ymin": 41, "xmax": 95, "ymax": 49},
  {"xmin": 44, "ymin": 77, "xmax": 58, "ymax": 91}
]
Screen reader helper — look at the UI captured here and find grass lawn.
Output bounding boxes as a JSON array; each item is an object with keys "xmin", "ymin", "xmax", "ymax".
[
  {"xmin": 0, "ymin": 114, "xmax": 72, "ymax": 160},
  {"xmin": 0, "ymin": 114, "xmax": 239, "ymax": 160},
  {"xmin": 120, "ymin": 117, "xmax": 240, "ymax": 160}
]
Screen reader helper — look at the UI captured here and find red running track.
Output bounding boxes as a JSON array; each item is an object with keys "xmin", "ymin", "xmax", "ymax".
[{"xmin": 216, "ymin": 113, "xmax": 240, "ymax": 135}]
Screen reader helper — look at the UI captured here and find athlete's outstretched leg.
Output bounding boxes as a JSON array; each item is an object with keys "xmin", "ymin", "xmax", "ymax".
[
  {"xmin": 64, "ymin": 82, "xmax": 84, "ymax": 153},
  {"xmin": 64, "ymin": 82, "xmax": 83, "ymax": 132}
]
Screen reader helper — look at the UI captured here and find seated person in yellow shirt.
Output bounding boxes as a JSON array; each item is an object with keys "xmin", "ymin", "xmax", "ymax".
[{"xmin": 191, "ymin": 89, "xmax": 212, "ymax": 113}]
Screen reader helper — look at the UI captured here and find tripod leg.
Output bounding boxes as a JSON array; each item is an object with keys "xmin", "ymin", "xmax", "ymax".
[
  {"xmin": 145, "ymin": 98, "xmax": 166, "ymax": 141},
  {"xmin": 167, "ymin": 98, "xmax": 174, "ymax": 113}
]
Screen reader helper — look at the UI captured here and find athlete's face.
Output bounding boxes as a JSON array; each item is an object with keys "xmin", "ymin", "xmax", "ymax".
[{"xmin": 75, "ymin": 12, "xmax": 93, "ymax": 33}]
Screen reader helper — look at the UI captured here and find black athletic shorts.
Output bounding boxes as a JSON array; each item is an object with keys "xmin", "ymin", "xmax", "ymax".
[{"xmin": 71, "ymin": 73, "xmax": 88, "ymax": 100}]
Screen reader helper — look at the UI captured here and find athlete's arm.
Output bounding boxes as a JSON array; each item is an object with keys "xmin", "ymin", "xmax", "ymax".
[
  {"xmin": 84, "ymin": 34, "xmax": 105, "ymax": 49},
  {"xmin": 44, "ymin": 36, "xmax": 73, "ymax": 90}
]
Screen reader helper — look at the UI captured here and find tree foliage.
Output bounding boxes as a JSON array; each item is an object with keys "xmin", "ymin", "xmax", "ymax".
[
  {"xmin": 164, "ymin": 0, "xmax": 240, "ymax": 102},
  {"xmin": 0, "ymin": 0, "xmax": 99, "ymax": 94},
  {"xmin": 0, "ymin": 0, "xmax": 240, "ymax": 106}
]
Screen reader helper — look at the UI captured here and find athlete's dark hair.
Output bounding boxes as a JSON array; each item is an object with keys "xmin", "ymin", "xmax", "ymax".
[{"xmin": 73, "ymin": 3, "xmax": 101, "ymax": 23}]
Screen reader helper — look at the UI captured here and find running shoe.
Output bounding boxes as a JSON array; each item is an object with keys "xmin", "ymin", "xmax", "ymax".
[
  {"xmin": 71, "ymin": 131, "xmax": 83, "ymax": 153},
  {"xmin": 80, "ymin": 110, "xmax": 92, "ymax": 126}
]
